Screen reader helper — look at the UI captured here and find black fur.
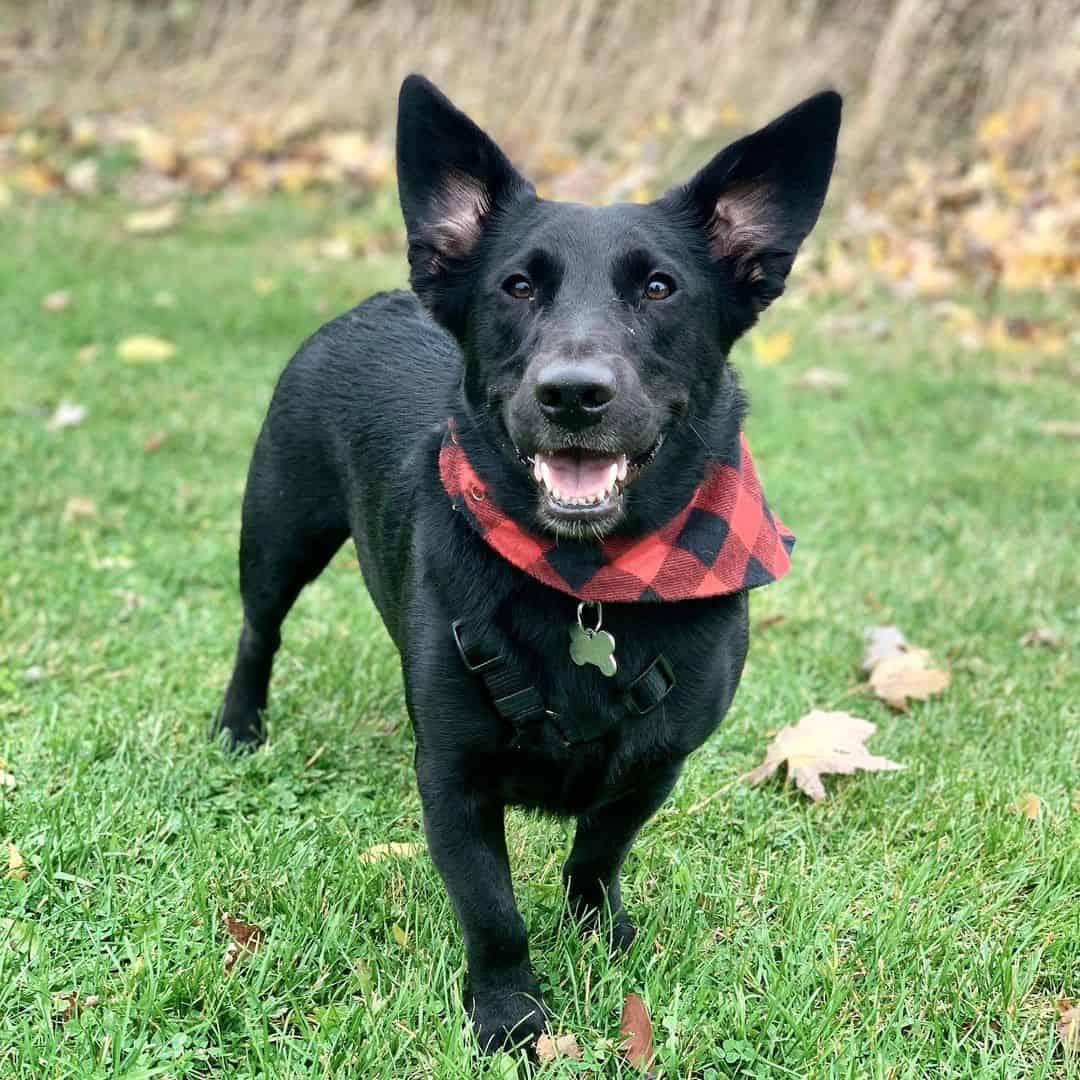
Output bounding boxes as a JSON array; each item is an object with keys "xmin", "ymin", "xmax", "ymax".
[{"xmin": 218, "ymin": 75, "xmax": 840, "ymax": 1054}]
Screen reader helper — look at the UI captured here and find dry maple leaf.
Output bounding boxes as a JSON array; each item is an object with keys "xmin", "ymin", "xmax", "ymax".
[
  {"xmin": 536, "ymin": 1032, "xmax": 583, "ymax": 1062},
  {"xmin": 1059, "ymin": 999, "xmax": 1080, "ymax": 1053},
  {"xmin": 619, "ymin": 992, "xmax": 656, "ymax": 1071},
  {"xmin": 869, "ymin": 651, "xmax": 950, "ymax": 710},
  {"xmin": 744, "ymin": 710, "xmax": 904, "ymax": 802},
  {"xmin": 357, "ymin": 842, "xmax": 423, "ymax": 864},
  {"xmin": 222, "ymin": 914, "xmax": 264, "ymax": 975}
]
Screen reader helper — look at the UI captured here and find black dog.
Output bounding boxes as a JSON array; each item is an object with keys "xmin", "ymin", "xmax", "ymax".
[{"xmin": 218, "ymin": 75, "xmax": 840, "ymax": 1053}]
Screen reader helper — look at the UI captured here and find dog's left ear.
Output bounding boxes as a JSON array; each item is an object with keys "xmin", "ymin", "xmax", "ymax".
[
  {"xmin": 661, "ymin": 91, "xmax": 841, "ymax": 313},
  {"xmin": 397, "ymin": 74, "xmax": 533, "ymax": 330}
]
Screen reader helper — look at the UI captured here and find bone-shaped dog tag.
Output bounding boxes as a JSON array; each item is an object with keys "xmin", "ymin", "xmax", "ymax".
[{"xmin": 569, "ymin": 602, "xmax": 617, "ymax": 677}]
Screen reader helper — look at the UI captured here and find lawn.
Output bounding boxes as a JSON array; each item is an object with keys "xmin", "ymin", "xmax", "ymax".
[{"xmin": 1, "ymin": 195, "xmax": 1076, "ymax": 1079}]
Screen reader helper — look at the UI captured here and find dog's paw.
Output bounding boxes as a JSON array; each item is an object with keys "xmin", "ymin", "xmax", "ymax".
[
  {"xmin": 211, "ymin": 705, "xmax": 266, "ymax": 751},
  {"xmin": 467, "ymin": 974, "xmax": 548, "ymax": 1055}
]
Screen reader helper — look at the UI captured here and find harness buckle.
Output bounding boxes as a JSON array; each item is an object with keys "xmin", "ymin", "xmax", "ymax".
[{"xmin": 451, "ymin": 618, "xmax": 503, "ymax": 674}]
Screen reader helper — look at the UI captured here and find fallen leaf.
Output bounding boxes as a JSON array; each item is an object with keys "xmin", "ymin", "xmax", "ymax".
[
  {"xmin": 861, "ymin": 625, "xmax": 909, "ymax": 673},
  {"xmin": 252, "ymin": 277, "xmax": 279, "ymax": 296},
  {"xmin": 76, "ymin": 344, "xmax": 102, "ymax": 364},
  {"xmin": 391, "ymin": 923, "xmax": 408, "ymax": 947},
  {"xmin": 223, "ymin": 914, "xmax": 264, "ymax": 975},
  {"xmin": 130, "ymin": 126, "xmax": 179, "ymax": 173},
  {"xmin": 1059, "ymin": 999, "xmax": 1080, "ymax": 1053},
  {"xmin": 117, "ymin": 335, "xmax": 177, "ymax": 363},
  {"xmin": 124, "ymin": 202, "xmax": 181, "ymax": 236},
  {"xmin": 1017, "ymin": 792, "xmax": 1042, "ymax": 820},
  {"xmin": 536, "ymin": 1032, "xmax": 583, "ymax": 1062},
  {"xmin": 41, "ymin": 290, "xmax": 71, "ymax": 312},
  {"xmin": 1020, "ymin": 626, "xmax": 1062, "ymax": 648},
  {"xmin": 794, "ymin": 367, "xmax": 850, "ymax": 394},
  {"xmin": 751, "ymin": 329, "xmax": 794, "ymax": 366},
  {"xmin": 358, "ymin": 842, "xmax": 423, "ymax": 864},
  {"xmin": 46, "ymin": 401, "xmax": 87, "ymax": 431},
  {"xmin": 142, "ymin": 431, "xmax": 168, "ymax": 453},
  {"xmin": 7, "ymin": 842, "xmax": 27, "ymax": 880},
  {"xmin": 744, "ymin": 710, "xmax": 904, "ymax": 802},
  {"xmin": 63, "ymin": 496, "xmax": 98, "ymax": 522},
  {"xmin": 65, "ymin": 159, "xmax": 99, "ymax": 196},
  {"xmin": 869, "ymin": 651, "xmax": 950, "ymax": 710},
  {"xmin": 1038, "ymin": 420, "xmax": 1080, "ymax": 440},
  {"xmin": 619, "ymin": 992, "xmax": 656, "ymax": 1071},
  {"xmin": 52, "ymin": 990, "xmax": 99, "ymax": 1023}
]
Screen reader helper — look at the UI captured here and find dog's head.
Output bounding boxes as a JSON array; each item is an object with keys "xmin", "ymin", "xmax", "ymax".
[{"xmin": 397, "ymin": 75, "xmax": 840, "ymax": 539}]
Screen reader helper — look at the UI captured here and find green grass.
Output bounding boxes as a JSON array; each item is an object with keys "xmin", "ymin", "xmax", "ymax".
[{"xmin": 1, "ymin": 194, "xmax": 1077, "ymax": 1079}]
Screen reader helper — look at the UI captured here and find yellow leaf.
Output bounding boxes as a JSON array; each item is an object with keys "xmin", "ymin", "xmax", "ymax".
[
  {"xmin": 751, "ymin": 330, "xmax": 794, "ymax": 366},
  {"xmin": 117, "ymin": 336, "xmax": 177, "ymax": 363},
  {"xmin": 130, "ymin": 126, "xmax": 179, "ymax": 173},
  {"xmin": 536, "ymin": 1032, "xmax": 583, "ymax": 1061},
  {"xmin": 124, "ymin": 203, "xmax": 181, "ymax": 236},
  {"xmin": 7, "ymin": 842, "xmax": 27, "ymax": 880},
  {"xmin": 391, "ymin": 923, "xmax": 408, "ymax": 948},
  {"xmin": 1017, "ymin": 792, "xmax": 1042, "ymax": 821},
  {"xmin": 358, "ymin": 842, "xmax": 423, "ymax": 865}
]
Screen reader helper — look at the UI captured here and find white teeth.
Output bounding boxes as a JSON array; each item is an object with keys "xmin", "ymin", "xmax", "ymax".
[
  {"xmin": 605, "ymin": 463, "xmax": 618, "ymax": 492},
  {"xmin": 617, "ymin": 455, "xmax": 628, "ymax": 482},
  {"xmin": 539, "ymin": 461, "xmax": 552, "ymax": 491},
  {"xmin": 533, "ymin": 457, "xmax": 542, "ymax": 483}
]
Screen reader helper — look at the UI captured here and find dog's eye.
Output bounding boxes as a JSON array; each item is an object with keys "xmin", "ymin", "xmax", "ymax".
[
  {"xmin": 645, "ymin": 274, "xmax": 675, "ymax": 301},
  {"xmin": 503, "ymin": 274, "xmax": 534, "ymax": 300}
]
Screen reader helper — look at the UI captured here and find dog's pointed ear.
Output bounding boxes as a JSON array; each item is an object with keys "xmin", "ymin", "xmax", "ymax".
[
  {"xmin": 396, "ymin": 75, "xmax": 533, "ymax": 324},
  {"xmin": 661, "ymin": 91, "xmax": 841, "ymax": 313}
]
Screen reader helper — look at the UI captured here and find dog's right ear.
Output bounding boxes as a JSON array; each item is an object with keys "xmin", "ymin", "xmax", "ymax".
[{"xmin": 396, "ymin": 75, "xmax": 533, "ymax": 332}]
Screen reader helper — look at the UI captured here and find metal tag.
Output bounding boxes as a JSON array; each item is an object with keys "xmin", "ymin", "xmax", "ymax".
[{"xmin": 569, "ymin": 602, "xmax": 617, "ymax": 677}]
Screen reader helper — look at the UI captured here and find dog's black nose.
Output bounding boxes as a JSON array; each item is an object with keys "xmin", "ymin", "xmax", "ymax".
[{"xmin": 535, "ymin": 361, "xmax": 616, "ymax": 428}]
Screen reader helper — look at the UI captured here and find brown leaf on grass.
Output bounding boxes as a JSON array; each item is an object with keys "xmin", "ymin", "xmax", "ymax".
[
  {"xmin": 42, "ymin": 290, "xmax": 71, "ymax": 312},
  {"xmin": 63, "ymin": 496, "xmax": 98, "ymax": 522},
  {"xmin": 117, "ymin": 335, "xmax": 176, "ymax": 363},
  {"xmin": 223, "ymin": 914, "xmax": 264, "ymax": 975},
  {"xmin": 1059, "ymin": 999, "xmax": 1080, "ymax": 1053},
  {"xmin": 142, "ymin": 431, "xmax": 168, "ymax": 453},
  {"xmin": 619, "ymin": 992, "xmax": 656, "ymax": 1071},
  {"xmin": 536, "ymin": 1032, "xmax": 583, "ymax": 1062},
  {"xmin": 1017, "ymin": 792, "xmax": 1042, "ymax": 820},
  {"xmin": 1020, "ymin": 626, "xmax": 1062, "ymax": 648},
  {"xmin": 52, "ymin": 990, "xmax": 99, "ymax": 1023},
  {"xmin": 7, "ymin": 842, "xmax": 27, "ymax": 880},
  {"xmin": 744, "ymin": 710, "xmax": 904, "ymax": 803},
  {"xmin": 358, "ymin": 842, "xmax": 423, "ymax": 864},
  {"xmin": 124, "ymin": 202, "xmax": 181, "ymax": 236},
  {"xmin": 869, "ymin": 651, "xmax": 950, "ymax": 710}
]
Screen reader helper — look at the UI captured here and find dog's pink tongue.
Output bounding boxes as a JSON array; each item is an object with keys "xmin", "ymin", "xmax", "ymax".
[{"xmin": 544, "ymin": 453, "xmax": 618, "ymax": 498}]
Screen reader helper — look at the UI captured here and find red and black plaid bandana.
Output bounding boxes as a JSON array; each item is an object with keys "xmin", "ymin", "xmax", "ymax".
[{"xmin": 439, "ymin": 421, "xmax": 794, "ymax": 602}]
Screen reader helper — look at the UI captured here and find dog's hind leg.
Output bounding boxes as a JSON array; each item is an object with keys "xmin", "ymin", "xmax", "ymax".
[{"xmin": 215, "ymin": 427, "xmax": 348, "ymax": 747}]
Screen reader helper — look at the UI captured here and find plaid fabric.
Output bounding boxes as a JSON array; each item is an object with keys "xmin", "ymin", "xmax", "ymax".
[{"xmin": 439, "ymin": 421, "xmax": 794, "ymax": 602}]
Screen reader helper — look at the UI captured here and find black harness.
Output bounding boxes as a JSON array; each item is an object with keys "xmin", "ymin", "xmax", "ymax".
[{"xmin": 451, "ymin": 618, "xmax": 676, "ymax": 747}]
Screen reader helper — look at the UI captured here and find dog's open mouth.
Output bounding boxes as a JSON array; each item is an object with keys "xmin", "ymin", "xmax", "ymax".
[{"xmin": 526, "ymin": 435, "xmax": 664, "ymax": 524}]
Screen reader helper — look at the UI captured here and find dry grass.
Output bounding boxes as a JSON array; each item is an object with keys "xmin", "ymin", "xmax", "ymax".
[{"xmin": 3, "ymin": 0, "xmax": 1078, "ymax": 183}]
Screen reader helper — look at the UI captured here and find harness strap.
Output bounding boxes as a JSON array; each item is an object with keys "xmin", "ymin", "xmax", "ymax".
[{"xmin": 451, "ymin": 618, "xmax": 676, "ymax": 745}]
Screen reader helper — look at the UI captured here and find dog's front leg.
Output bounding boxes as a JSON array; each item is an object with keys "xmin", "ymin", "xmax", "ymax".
[
  {"xmin": 417, "ymin": 764, "xmax": 546, "ymax": 1053},
  {"xmin": 562, "ymin": 760, "xmax": 683, "ymax": 952}
]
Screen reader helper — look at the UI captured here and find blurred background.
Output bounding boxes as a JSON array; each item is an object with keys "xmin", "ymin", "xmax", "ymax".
[{"xmin": 2, "ymin": 0, "xmax": 1078, "ymax": 325}]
